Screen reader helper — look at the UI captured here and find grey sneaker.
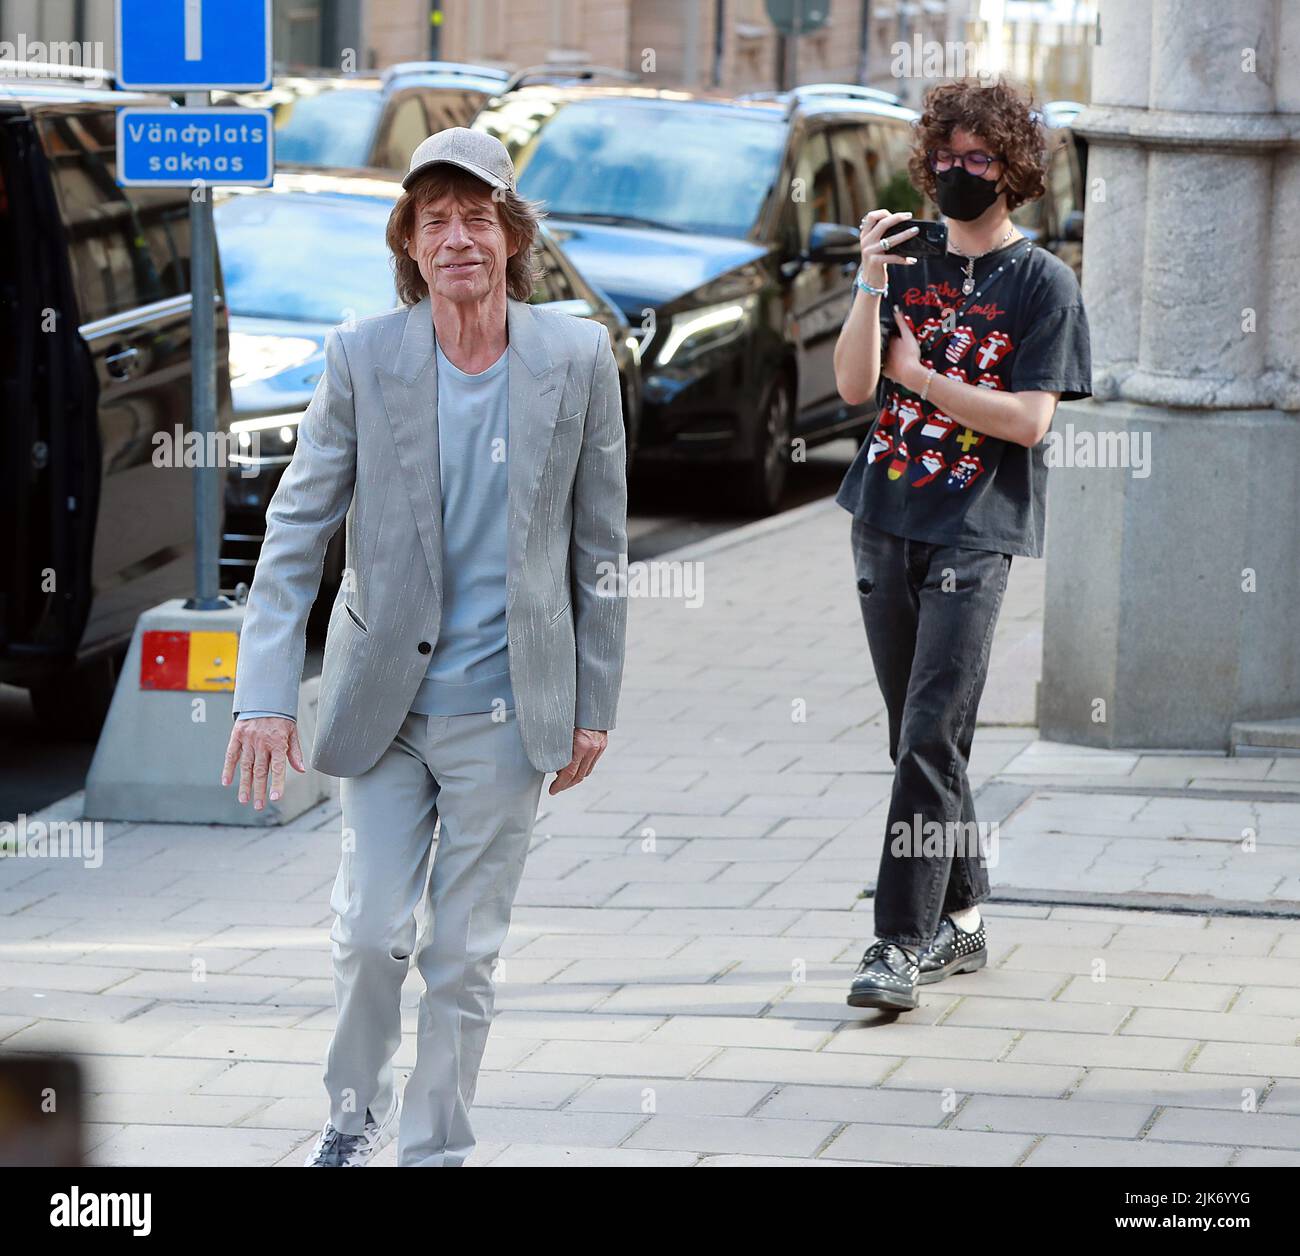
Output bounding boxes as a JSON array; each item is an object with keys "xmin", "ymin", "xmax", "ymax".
[{"xmin": 304, "ymin": 1101, "xmax": 398, "ymax": 1167}]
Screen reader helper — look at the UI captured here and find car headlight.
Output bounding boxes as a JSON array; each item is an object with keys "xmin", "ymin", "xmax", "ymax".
[
  {"xmin": 229, "ymin": 411, "xmax": 303, "ymax": 463},
  {"xmin": 656, "ymin": 296, "xmax": 756, "ymax": 368}
]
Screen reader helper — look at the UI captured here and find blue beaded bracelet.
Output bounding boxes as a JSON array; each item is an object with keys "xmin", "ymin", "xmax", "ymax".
[{"xmin": 854, "ymin": 269, "xmax": 888, "ymax": 298}]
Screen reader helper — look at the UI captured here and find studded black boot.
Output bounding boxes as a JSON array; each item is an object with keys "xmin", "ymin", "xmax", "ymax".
[
  {"xmin": 847, "ymin": 940, "xmax": 920, "ymax": 1011},
  {"xmin": 917, "ymin": 914, "xmax": 988, "ymax": 985}
]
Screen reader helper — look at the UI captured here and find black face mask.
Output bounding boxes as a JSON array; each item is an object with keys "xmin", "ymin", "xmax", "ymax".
[{"xmin": 933, "ymin": 166, "xmax": 1002, "ymax": 221}]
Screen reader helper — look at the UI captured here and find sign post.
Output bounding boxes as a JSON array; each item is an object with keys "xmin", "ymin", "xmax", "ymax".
[
  {"xmin": 187, "ymin": 88, "xmax": 221, "ymax": 611},
  {"xmin": 764, "ymin": 1, "xmax": 830, "ymax": 90},
  {"xmin": 114, "ymin": 1, "xmax": 273, "ymax": 610}
]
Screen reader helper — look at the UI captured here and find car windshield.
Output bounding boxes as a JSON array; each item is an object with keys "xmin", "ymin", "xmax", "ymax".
[
  {"xmin": 489, "ymin": 100, "xmax": 785, "ymax": 239},
  {"xmin": 271, "ymin": 87, "xmax": 383, "ymax": 167},
  {"xmin": 215, "ymin": 193, "xmax": 398, "ymax": 323}
]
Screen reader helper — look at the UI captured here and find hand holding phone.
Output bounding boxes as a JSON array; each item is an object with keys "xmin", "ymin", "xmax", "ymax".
[
  {"xmin": 858, "ymin": 209, "xmax": 921, "ymax": 287},
  {"xmin": 891, "ymin": 219, "xmax": 948, "ymax": 259}
]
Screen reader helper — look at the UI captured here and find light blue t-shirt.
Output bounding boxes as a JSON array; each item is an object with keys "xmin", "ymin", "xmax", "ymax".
[
  {"xmin": 237, "ymin": 336, "xmax": 514, "ymax": 726},
  {"xmin": 408, "ymin": 337, "xmax": 514, "ymax": 716}
]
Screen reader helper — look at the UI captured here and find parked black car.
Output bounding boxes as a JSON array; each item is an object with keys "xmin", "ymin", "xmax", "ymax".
[
  {"xmin": 472, "ymin": 82, "xmax": 929, "ymax": 513},
  {"xmin": 216, "ymin": 61, "xmax": 511, "ymax": 175},
  {"xmin": 213, "ymin": 171, "xmax": 642, "ymax": 603},
  {"xmin": 0, "ymin": 76, "xmax": 231, "ymax": 736}
]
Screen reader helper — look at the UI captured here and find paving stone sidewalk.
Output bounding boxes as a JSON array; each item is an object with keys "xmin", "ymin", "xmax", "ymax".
[{"xmin": 3, "ymin": 498, "xmax": 1299, "ymax": 1167}]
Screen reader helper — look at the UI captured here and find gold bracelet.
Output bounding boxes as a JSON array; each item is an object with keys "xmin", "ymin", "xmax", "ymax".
[{"xmin": 920, "ymin": 367, "xmax": 935, "ymax": 403}]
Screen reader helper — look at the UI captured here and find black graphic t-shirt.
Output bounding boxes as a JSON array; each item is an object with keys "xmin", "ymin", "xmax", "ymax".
[{"xmin": 835, "ymin": 239, "xmax": 1092, "ymax": 559}]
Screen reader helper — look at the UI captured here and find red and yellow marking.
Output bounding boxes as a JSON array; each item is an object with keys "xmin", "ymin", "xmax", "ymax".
[{"xmin": 140, "ymin": 630, "xmax": 239, "ymax": 691}]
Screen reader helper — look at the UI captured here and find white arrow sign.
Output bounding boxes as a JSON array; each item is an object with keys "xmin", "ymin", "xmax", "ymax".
[
  {"xmin": 116, "ymin": 0, "xmax": 271, "ymax": 91},
  {"xmin": 185, "ymin": 0, "xmax": 203, "ymax": 61}
]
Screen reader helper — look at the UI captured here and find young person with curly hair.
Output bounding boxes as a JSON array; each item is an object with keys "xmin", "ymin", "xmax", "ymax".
[{"xmin": 833, "ymin": 78, "xmax": 1092, "ymax": 1011}]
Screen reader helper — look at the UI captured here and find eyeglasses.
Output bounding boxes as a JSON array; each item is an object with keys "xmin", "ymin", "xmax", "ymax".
[{"xmin": 926, "ymin": 148, "xmax": 1004, "ymax": 176}]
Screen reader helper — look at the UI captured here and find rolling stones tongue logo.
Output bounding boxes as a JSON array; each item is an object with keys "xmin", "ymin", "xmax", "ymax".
[
  {"xmin": 920, "ymin": 410, "xmax": 956, "ymax": 441},
  {"xmin": 866, "ymin": 429, "xmax": 895, "ymax": 465},
  {"xmin": 896, "ymin": 398, "xmax": 925, "ymax": 437},
  {"xmin": 909, "ymin": 448, "xmax": 947, "ymax": 487},
  {"xmin": 975, "ymin": 330, "xmax": 1013, "ymax": 370},
  {"xmin": 944, "ymin": 325, "xmax": 975, "ymax": 364},
  {"xmin": 944, "ymin": 454, "xmax": 985, "ymax": 491},
  {"xmin": 887, "ymin": 439, "xmax": 910, "ymax": 480}
]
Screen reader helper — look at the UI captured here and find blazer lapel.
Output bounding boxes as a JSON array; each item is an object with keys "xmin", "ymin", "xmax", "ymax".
[
  {"xmin": 505, "ymin": 298, "xmax": 563, "ymax": 614},
  {"xmin": 376, "ymin": 297, "xmax": 443, "ymax": 594}
]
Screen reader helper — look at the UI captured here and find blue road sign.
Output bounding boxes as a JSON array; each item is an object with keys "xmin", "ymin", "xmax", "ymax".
[
  {"xmin": 117, "ymin": 0, "xmax": 272, "ymax": 91},
  {"xmin": 117, "ymin": 107, "xmax": 274, "ymax": 186}
]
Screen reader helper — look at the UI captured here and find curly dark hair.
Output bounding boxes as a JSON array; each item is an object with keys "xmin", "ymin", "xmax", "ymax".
[
  {"xmin": 907, "ymin": 78, "xmax": 1048, "ymax": 213},
  {"xmin": 385, "ymin": 165, "xmax": 545, "ymax": 306}
]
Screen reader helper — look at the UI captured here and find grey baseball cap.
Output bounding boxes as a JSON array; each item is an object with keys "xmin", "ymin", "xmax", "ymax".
[{"xmin": 402, "ymin": 127, "xmax": 516, "ymax": 193}]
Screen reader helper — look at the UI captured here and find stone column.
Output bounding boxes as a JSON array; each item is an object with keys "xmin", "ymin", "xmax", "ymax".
[{"xmin": 1039, "ymin": 0, "xmax": 1300, "ymax": 752}]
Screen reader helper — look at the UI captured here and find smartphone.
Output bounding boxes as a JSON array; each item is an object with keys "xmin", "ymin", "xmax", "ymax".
[{"xmin": 892, "ymin": 218, "xmax": 948, "ymax": 259}]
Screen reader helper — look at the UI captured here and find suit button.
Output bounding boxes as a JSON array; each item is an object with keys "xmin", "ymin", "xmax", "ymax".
[{"xmin": 417, "ymin": 641, "xmax": 431, "ymax": 655}]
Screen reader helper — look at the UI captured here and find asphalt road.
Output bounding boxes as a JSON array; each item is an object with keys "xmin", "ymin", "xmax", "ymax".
[{"xmin": 0, "ymin": 440, "xmax": 859, "ymax": 821}]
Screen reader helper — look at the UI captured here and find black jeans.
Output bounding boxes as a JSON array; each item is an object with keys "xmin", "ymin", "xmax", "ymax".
[{"xmin": 849, "ymin": 517, "xmax": 1012, "ymax": 948}]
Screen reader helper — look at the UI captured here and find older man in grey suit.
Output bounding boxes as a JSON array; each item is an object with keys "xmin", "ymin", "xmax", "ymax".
[{"xmin": 220, "ymin": 128, "xmax": 628, "ymax": 1167}]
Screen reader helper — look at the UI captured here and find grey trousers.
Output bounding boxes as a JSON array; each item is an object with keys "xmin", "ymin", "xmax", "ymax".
[{"xmin": 323, "ymin": 706, "xmax": 546, "ymax": 1167}]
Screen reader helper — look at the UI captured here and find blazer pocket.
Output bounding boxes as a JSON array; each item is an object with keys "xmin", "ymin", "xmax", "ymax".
[
  {"xmin": 343, "ymin": 603, "xmax": 369, "ymax": 633},
  {"xmin": 556, "ymin": 409, "xmax": 583, "ymax": 424},
  {"xmin": 549, "ymin": 599, "xmax": 572, "ymax": 624}
]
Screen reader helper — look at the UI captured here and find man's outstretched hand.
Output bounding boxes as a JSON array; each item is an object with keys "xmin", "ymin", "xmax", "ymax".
[
  {"xmin": 548, "ymin": 727, "xmax": 608, "ymax": 795},
  {"xmin": 221, "ymin": 716, "xmax": 306, "ymax": 810}
]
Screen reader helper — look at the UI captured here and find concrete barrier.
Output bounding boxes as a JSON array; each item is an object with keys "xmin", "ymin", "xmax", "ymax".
[{"xmin": 83, "ymin": 599, "xmax": 329, "ymax": 825}]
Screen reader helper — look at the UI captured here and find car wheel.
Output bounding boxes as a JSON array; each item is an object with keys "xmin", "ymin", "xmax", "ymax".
[
  {"xmin": 735, "ymin": 374, "xmax": 793, "ymax": 516},
  {"xmin": 28, "ymin": 649, "xmax": 125, "ymax": 741}
]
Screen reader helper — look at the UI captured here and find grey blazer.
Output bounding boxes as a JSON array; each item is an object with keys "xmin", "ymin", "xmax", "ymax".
[{"xmin": 231, "ymin": 296, "xmax": 628, "ymax": 776}]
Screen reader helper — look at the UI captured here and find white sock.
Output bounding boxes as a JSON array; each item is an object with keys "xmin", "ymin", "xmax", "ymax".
[{"xmin": 949, "ymin": 906, "xmax": 981, "ymax": 933}]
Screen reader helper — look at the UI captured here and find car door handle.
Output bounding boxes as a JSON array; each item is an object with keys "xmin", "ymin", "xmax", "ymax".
[{"xmin": 105, "ymin": 345, "xmax": 140, "ymax": 379}]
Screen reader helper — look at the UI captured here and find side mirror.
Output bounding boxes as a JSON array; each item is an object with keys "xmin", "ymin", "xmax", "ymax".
[
  {"xmin": 1063, "ymin": 209, "xmax": 1084, "ymax": 242},
  {"xmin": 807, "ymin": 221, "xmax": 861, "ymax": 265}
]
